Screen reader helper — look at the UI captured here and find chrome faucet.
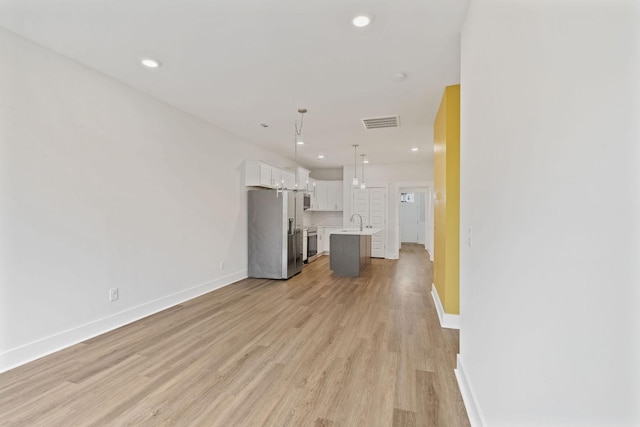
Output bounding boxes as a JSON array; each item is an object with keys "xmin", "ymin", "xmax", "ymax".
[{"xmin": 349, "ymin": 213, "xmax": 364, "ymax": 231}]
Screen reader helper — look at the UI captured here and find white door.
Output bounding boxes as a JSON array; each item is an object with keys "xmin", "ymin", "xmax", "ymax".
[
  {"xmin": 352, "ymin": 188, "xmax": 386, "ymax": 258},
  {"xmin": 400, "ymin": 202, "xmax": 419, "ymax": 243},
  {"xmin": 352, "ymin": 189, "xmax": 370, "ymax": 225}
]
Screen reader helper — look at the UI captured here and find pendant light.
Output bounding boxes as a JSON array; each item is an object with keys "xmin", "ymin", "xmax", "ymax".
[
  {"xmin": 360, "ymin": 154, "xmax": 366, "ymax": 189},
  {"xmin": 352, "ymin": 144, "xmax": 359, "ymax": 186}
]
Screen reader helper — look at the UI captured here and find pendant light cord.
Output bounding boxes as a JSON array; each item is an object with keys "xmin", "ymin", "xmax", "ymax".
[
  {"xmin": 353, "ymin": 144, "xmax": 359, "ymax": 182},
  {"xmin": 294, "ymin": 108, "xmax": 307, "ymax": 190},
  {"xmin": 295, "ymin": 111, "xmax": 304, "ymax": 137}
]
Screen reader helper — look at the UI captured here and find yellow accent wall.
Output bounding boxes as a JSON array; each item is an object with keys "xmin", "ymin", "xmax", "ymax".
[{"xmin": 433, "ymin": 85, "xmax": 460, "ymax": 315}]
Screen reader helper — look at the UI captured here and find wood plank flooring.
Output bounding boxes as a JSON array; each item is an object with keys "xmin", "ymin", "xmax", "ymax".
[{"xmin": 0, "ymin": 243, "xmax": 469, "ymax": 426}]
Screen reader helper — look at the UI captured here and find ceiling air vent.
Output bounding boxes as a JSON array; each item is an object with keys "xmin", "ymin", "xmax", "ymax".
[{"xmin": 362, "ymin": 115, "xmax": 400, "ymax": 129}]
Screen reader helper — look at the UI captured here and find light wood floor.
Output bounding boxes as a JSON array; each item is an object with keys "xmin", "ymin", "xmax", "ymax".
[{"xmin": 0, "ymin": 243, "xmax": 469, "ymax": 426}]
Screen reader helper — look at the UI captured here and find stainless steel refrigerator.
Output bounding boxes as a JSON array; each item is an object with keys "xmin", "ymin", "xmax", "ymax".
[{"xmin": 248, "ymin": 189, "xmax": 304, "ymax": 279}]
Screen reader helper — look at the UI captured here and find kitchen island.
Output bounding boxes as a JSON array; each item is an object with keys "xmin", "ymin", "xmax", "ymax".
[{"xmin": 329, "ymin": 228, "xmax": 381, "ymax": 277}]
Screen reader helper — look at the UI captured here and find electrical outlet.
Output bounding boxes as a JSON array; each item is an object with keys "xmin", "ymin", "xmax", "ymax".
[
  {"xmin": 220, "ymin": 261, "xmax": 225, "ymax": 270},
  {"xmin": 109, "ymin": 287, "xmax": 119, "ymax": 302}
]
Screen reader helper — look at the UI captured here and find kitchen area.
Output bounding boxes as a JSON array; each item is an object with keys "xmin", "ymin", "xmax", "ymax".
[{"xmin": 245, "ymin": 160, "xmax": 381, "ymax": 279}]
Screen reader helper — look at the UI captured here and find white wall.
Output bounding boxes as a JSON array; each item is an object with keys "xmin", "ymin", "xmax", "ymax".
[
  {"xmin": 343, "ymin": 162, "xmax": 432, "ymax": 259},
  {"xmin": 309, "ymin": 168, "xmax": 343, "ymax": 181},
  {"xmin": 0, "ymin": 29, "xmax": 292, "ymax": 372},
  {"xmin": 309, "ymin": 211, "xmax": 342, "ymax": 227},
  {"xmin": 459, "ymin": 1, "xmax": 640, "ymax": 425}
]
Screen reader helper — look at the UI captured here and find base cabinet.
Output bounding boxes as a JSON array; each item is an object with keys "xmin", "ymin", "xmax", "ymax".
[{"xmin": 317, "ymin": 226, "xmax": 342, "ymax": 255}]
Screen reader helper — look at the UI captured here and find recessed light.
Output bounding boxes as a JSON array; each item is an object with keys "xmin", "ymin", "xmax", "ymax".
[
  {"xmin": 411, "ymin": 147, "xmax": 419, "ymax": 152},
  {"xmin": 297, "ymin": 141, "xmax": 304, "ymax": 145},
  {"xmin": 141, "ymin": 58, "xmax": 161, "ymax": 68},
  {"xmin": 364, "ymin": 159, "xmax": 369, "ymax": 163},
  {"xmin": 392, "ymin": 72, "xmax": 407, "ymax": 82},
  {"xmin": 352, "ymin": 15, "xmax": 371, "ymax": 27},
  {"xmin": 318, "ymin": 155, "xmax": 324, "ymax": 159}
]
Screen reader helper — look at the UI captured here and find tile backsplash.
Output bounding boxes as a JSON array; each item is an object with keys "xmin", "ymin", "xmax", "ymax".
[
  {"xmin": 302, "ymin": 211, "xmax": 343, "ymax": 228},
  {"xmin": 311, "ymin": 211, "xmax": 343, "ymax": 227}
]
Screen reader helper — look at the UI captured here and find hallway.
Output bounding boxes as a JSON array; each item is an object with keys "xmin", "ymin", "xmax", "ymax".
[{"xmin": 0, "ymin": 244, "xmax": 469, "ymax": 426}]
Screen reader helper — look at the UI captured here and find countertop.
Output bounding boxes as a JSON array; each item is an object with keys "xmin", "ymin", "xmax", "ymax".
[{"xmin": 329, "ymin": 228, "xmax": 381, "ymax": 236}]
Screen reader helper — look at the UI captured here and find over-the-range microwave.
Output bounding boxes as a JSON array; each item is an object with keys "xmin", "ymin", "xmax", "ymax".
[{"xmin": 303, "ymin": 193, "xmax": 311, "ymax": 210}]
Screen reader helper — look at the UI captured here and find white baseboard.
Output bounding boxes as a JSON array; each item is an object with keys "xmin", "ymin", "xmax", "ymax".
[
  {"xmin": 0, "ymin": 270, "xmax": 247, "ymax": 374},
  {"xmin": 424, "ymin": 246, "xmax": 433, "ymax": 261},
  {"xmin": 455, "ymin": 354, "xmax": 487, "ymax": 427},
  {"xmin": 431, "ymin": 283, "xmax": 460, "ymax": 329}
]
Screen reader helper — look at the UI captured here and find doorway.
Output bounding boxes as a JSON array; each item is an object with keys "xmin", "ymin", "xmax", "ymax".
[
  {"xmin": 400, "ymin": 191, "xmax": 426, "ymax": 244},
  {"xmin": 398, "ymin": 187, "xmax": 432, "ymax": 258}
]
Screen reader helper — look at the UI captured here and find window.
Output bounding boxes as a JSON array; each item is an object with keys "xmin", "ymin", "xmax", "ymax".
[{"xmin": 400, "ymin": 192, "xmax": 415, "ymax": 203}]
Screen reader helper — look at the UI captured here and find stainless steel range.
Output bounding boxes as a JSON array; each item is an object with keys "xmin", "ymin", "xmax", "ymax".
[{"xmin": 306, "ymin": 226, "xmax": 318, "ymax": 263}]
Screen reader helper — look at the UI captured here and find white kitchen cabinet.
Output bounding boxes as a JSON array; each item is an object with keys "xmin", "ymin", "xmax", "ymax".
[
  {"xmin": 246, "ymin": 161, "xmax": 303, "ymax": 190},
  {"xmin": 297, "ymin": 167, "xmax": 310, "ymax": 190},
  {"xmin": 308, "ymin": 180, "xmax": 343, "ymax": 211},
  {"xmin": 308, "ymin": 179, "xmax": 317, "ymax": 209},
  {"xmin": 246, "ymin": 160, "xmax": 276, "ymax": 188},
  {"xmin": 317, "ymin": 227, "xmax": 325, "ymax": 254},
  {"xmin": 315, "ymin": 180, "xmax": 329, "ymax": 210},
  {"xmin": 282, "ymin": 170, "xmax": 295, "ymax": 189},
  {"xmin": 303, "ymin": 229, "xmax": 308, "ymax": 261},
  {"xmin": 327, "ymin": 181, "xmax": 343, "ymax": 211},
  {"xmin": 259, "ymin": 163, "xmax": 272, "ymax": 187},
  {"xmin": 271, "ymin": 168, "xmax": 282, "ymax": 188}
]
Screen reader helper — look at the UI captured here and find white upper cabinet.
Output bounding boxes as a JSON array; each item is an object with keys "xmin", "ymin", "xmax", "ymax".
[
  {"xmin": 297, "ymin": 167, "xmax": 310, "ymax": 190},
  {"xmin": 271, "ymin": 168, "xmax": 282, "ymax": 188},
  {"xmin": 327, "ymin": 180, "xmax": 343, "ymax": 211},
  {"xmin": 246, "ymin": 160, "xmax": 275, "ymax": 188},
  {"xmin": 315, "ymin": 180, "xmax": 329, "ymax": 210},
  {"xmin": 259, "ymin": 163, "xmax": 272, "ymax": 187},
  {"xmin": 309, "ymin": 178, "xmax": 317, "ymax": 207},
  {"xmin": 246, "ymin": 163, "xmax": 342, "ymax": 211},
  {"xmin": 282, "ymin": 170, "xmax": 295, "ymax": 189},
  {"xmin": 245, "ymin": 160, "xmax": 297, "ymax": 190},
  {"xmin": 308, "ymin": 180, "xmax": 343, "ymax": 211}
]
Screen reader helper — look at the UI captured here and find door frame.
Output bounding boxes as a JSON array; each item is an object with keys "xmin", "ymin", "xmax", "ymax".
[{"xmin": 395, "ymin": 181, "xmax": 434, "ymax": 260}]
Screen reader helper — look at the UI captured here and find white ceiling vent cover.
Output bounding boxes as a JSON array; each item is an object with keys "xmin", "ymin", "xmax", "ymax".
[{"xmin": 362, "ymin": 115, "xmax": 400, "ymax": 129}]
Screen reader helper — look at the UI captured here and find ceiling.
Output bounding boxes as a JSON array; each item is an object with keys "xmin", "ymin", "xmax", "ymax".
[{"xmin": 0, "ymin": 0, "xmax": 469, "ymax": 170}]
